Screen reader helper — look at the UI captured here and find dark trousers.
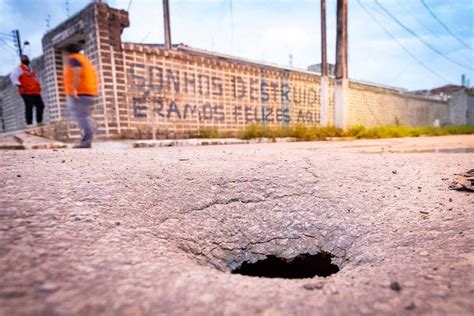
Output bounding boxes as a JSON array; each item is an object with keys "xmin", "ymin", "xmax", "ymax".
[{"xmin": 20, "ymin": 94, "xmax": 44, "ymax": 125}]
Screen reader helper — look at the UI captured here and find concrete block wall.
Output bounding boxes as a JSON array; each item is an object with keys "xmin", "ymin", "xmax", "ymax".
[
  {"xmin": 467, "ymin": 94, "xmax": 474, "ymax": 125},
  {"xmin": 122, "ymin": 44, "xmax": 323, "ymax": 138},
  {"xmin": 348, "ymin": 82, "xmax": 448, "ymax": 127}
]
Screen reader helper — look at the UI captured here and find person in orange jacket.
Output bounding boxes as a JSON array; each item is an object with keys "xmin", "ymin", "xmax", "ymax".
[
  {"xmin": 9, "ymin": 55, "xmax": 45, "ymax": 128},
  {"xmin": 63, "ymin": 43, "xmax": 98, "ymax": 148}
]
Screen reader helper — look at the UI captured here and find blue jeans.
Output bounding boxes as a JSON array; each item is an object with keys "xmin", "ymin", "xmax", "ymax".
[{"xmin": 67, "ymin": 96, "xmax": 94, "ymax": 146}]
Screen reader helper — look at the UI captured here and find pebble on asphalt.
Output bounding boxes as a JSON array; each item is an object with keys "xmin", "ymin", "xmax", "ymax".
[
  {"xmin": 405, "ymin": 302, "xmax": 416, "ymax": 310},
  {"xmin": 390, "ymin": 281, "xmax": 401, "ymax": 292}
]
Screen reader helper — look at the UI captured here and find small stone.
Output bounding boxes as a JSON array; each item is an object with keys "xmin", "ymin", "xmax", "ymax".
[
  {"xmin": 61, "ymin": 160, "xmax": 66, "ymax": 163},
  {"xmin": 16, "ymin": 174, "xmax": 21, "ymax": 177},
  {"xmin": 392, "ymin": 170, "xmax": 398, "ymax": 174},
  {"xmin": 419, "ymin": 210, "xmax": 429, "ymax": 214},
  {"xmin": 115, "ymin": 221, "xmax": 121, "ymax": 226},
  {"xmin": 390, "ymin": 281, "xmax": 401, "ymax": 292},
  {"xmin": 419, "ymin": 251, "xmax": 429, "ymax": 256},
  {"xmin": 405, "ymin": 302, "xmax": 416, "ymax": 310},
  {"xmin": 449, "ymin": 198, "xmax": 453, "ymax": 202},
  {"xmin": 39, "ymin": 282, "xmax": 60, "ymax": 293},
  {"xmin": 303, "ymin": 283, "xmax": 324, "ymax": 290}
]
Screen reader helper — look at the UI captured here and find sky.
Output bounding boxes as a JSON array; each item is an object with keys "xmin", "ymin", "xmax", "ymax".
[{"xmin": 0, "ymin": 0, "xmax": 473, "ymax": 91}]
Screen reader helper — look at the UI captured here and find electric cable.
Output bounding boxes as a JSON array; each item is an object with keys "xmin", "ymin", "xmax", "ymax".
[
  {"xmin": 357, "ymin": 0, "xmax": 450, "ymax": 83},
  {"xmin": 229, "ymin": 0, "xmax": 234, "ymax": 53},
  {"xmin": 374, "ymin": 0, "xmax": 473, "ymax": 70},
  {"xmin": 420, "ymin": 0, "xmax": 472, "ymax": 50}
]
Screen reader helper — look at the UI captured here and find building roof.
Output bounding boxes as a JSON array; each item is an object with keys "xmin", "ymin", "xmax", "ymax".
[{"xmin": 430, "ymin": 84, "xmax": 465, "ymax": 94}]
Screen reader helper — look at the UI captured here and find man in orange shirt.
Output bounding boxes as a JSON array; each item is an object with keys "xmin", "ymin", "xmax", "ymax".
[
  {"xmin": 9, "ymin": 55, "xmax": 45, "ymax": 128},
  {"xmin": 64, "ymin": 43, "xmax": 98, "ymax": 148}
]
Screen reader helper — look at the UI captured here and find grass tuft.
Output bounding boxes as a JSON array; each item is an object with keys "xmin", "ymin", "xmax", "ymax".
[{"xmin": 238, "ymin": 123, "xmax": 474, "ymax": 141}]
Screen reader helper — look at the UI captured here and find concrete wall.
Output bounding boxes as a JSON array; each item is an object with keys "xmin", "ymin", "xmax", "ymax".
[
  {"xmin": 0, "ymin": 2, "xmax": 463, "ymax": 140},
  {"xmin": 448, "ymin": 90, "xmax": 468, "ymax": 125},
  {"xmin": 120, "ymin": 44, "xmax": 452, "ymax": 137},
  {"xmin": 349, "ymin": 82, "xmax": 449, "ymax": 127},
  {"xmin": 467, "ymin": 93, "xmax": 474, "ymax": 125},
  {"xmin": 122, "ymin": 44, "xmax": 326, "ymax": 138}
]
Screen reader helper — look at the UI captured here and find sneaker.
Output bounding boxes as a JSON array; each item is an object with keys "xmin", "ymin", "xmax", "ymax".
[
  {"xmin": 26, "ymin": 124, "xmax": 33, "ymax": 129},
  {"xmin": 38, "ymin": 122, "xmax": 45, "ymax": 127},
  {"xmin": 73, "ymin": 143, "xmax": 92, "ymax": 149}
]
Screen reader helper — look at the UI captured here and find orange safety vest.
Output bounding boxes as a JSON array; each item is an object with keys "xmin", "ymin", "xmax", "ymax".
[
  {"xmin": 64, "ymin": 53, "xmax": 98, "ymax": 96},
  {"xmin": 18, "ymin": 64, "xmax": 41, "ymax": 95}
]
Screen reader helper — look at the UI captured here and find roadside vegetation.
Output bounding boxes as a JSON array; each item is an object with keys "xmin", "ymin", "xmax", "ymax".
[{"xmin": 197, "ymin": 124, "xmax": 474, "ymax": 141}]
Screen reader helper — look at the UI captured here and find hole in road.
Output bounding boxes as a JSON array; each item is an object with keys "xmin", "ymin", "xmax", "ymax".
[{"xmin": 231, "ymin": 252, "xmax": 340, "ymax": 279}]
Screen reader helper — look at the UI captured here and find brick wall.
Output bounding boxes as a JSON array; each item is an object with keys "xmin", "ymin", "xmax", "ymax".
[{"xmin": 122, "ymin": 44, "xmax": 325, "ymax": 138}]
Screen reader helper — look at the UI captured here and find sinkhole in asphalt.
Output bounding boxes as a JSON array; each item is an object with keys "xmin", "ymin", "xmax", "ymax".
[{"xmin": 231, "ymin": 252, "xmax": 340, "ymax": 279}]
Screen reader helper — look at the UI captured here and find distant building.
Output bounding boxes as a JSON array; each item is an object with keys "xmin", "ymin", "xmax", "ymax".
[{"xmin": 307, "ymin": 63, "xmax": 336, "ymax": 76}]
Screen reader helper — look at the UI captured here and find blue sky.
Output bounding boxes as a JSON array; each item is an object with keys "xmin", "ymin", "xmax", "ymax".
[{"xmin": 0, "ymin": 0, "xmax": 473, "ymax": 90}]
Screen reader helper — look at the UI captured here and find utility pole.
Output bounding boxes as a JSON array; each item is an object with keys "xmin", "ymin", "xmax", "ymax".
[
  {"xmin": 320, "ymin": 0, "xmax": 329, "ymax": 126},
  {"xmin": 334, "ymin": 0, "xmax": 348, "ymax": 129},
  {"xmin": 13, "ymin": 30, "xmax": 22, "ymax": 57},
  {"xmin": 163, "ymin": 0, "xmax": 172, "ymax": 50}
]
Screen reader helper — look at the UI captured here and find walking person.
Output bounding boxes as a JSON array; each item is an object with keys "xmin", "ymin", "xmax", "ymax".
[
  {"xmin": 63, "ymin": 43, "xmax": 98, "ymax": 148},
  {"xmin": 9, "ymin": 55, "xmax": 45, "ymax": 128}
]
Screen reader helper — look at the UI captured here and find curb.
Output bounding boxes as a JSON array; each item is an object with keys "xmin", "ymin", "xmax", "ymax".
[{"xmin": 133, "ymin": 137, "xmax": 297, "ymax": 148}]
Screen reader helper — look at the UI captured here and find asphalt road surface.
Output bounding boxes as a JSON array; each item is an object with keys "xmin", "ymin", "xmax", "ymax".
[{"xmin": 1, "ymin": 135, "xmax": 473, "ymax": 315}]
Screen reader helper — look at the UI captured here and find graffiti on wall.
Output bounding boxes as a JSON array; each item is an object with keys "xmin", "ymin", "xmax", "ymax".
[{"xmin": 128, "ymin": 63, "xmax": 321, "ymax": 124}]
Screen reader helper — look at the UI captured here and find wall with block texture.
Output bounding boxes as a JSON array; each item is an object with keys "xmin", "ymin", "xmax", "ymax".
[
  {"xmin": 120, "ymin": 44, "xmax": 449, "ymax": 137},
  {"xmin": 348, "ymin": 82, "xmax": 449, "ymax": 127},
  {"xmin": 122, "ymin": 44, "xmax": 330, "ymax": 138}
]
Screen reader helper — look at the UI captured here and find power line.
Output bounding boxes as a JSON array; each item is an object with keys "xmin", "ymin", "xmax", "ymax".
[
  {"xmin": 0, "ymin": 45, "xmax": 16, "ymax": 56},
  {"xmin": 420, "ymin": 0, "xmax": 472, "ymax": 51},
  {"xmin": 374, "ymin": 0, "xmax": 473, "ymax": 71},
  {"xmin": 0, "ymin": 39, "xmax": 18, "ymax": 54},
  {"xmin": 127, "ymin": 0, "xmax": 133, "ymax": 12},
  {"xmin": 140, "ymin": 31, "xmax": 151, "ymax": 44},
  {"xmin": 229, "ymin": 0, "xmax": 234, "ymax": 54},
  {"xmin": 357, "ymin": 0, "xmax": 449, "ymax": 84}
]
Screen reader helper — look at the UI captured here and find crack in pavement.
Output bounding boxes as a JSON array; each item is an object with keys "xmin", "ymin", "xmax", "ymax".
[{"xmin": 185, "ymin": 190, "xmax": 318, "ymax": 214}]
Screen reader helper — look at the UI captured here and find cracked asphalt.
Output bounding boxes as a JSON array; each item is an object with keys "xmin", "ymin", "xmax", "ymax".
[{"xmin": 1, "ymin": 135, "xmax": 473, "ymax": 315}]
